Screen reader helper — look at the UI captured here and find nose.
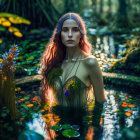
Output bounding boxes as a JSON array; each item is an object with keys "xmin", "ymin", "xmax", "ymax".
[{"xmin": 68, "ymin": 29, "xmax": 72, "ymax": 37}]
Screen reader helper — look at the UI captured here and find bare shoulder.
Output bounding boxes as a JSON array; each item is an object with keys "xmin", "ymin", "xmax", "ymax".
[{"xmin": 83, "ymin": 54, "xmax": 99, "ymax": 68}]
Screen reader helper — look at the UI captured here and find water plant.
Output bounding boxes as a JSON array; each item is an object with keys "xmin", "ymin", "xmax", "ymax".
[{"xmin": 0, "ymin": 44, "xmax": 19, "ymax": 120}]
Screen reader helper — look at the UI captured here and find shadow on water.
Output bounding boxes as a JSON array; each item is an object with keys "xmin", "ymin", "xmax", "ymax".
[{"xmin": 12, "ymin": 82, "xmax": 140, "ymax": 140}]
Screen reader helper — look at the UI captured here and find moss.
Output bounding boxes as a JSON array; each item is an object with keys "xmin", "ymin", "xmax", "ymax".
[
  {"xmin": 108, "ymin": 48, "xmax": 140, "ymax": 76},
  {"xmin": 67, "ymin": 78, "xmax": 81, "ymax": 93},
  {"xmin": 47, "ymin": 66, "xmax": 63, "ymax": 87}
]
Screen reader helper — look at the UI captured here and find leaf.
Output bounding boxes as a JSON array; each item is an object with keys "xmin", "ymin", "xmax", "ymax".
[
  {"xmin": 7, "ymin": 126, "xmax": 13, "ymax": 131},
  {"xmin": 0, "ymin": 13, "xmax": 31, "ymax": 24},
  {"xmin": 23, "ymin": 96, "xmax": 30, "ymax": 100},
  {"xmin": 62, "ymin": 129, "xmax": 80, "ymax": 138},
  {"xmin": 0, "ymin": 26, "xmax": 6, "ymax": 31},
  {"xmin": 71, "ymin": 125, "xmax": 80, "ymax": 130},
  {"xmin": 125, "ymin": 112, "xmax": 132, "ymax": 117},
  {"xmin": 49, "ymin": 124, "xmax": 62, "ymax": 131},
  {"xmin": 61, "ymin": 124, "xmax": 71, "ymax": 129},
  {"xmin": 1, "ymin": 113, "xmax": 7, "ymax": 117}
]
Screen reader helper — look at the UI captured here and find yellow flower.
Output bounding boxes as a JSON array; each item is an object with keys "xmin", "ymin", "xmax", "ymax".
[
  {"xmin": 8, "ymin": 27, "xmax": 19, "ymax": 32},
  {"xmin": 16, "ymin": 87, "xmax": 21, "ymax": 91},
  {"xmin": 0, "ymin": 17, "xmax": 7, "ymax": 22},
  {"xmin": 3, "ymin": 76, "xmax": 7, "ymax": 80},
  {"xmin": 35, "ymin": 63, "xmax": 40, "ymax": 67},
  {"xmin": 14, "ymin": 32, "xmax": 23, "ymax": 37},
  {"xmin": 2, "ymin": 21, "xmax": 11, "ymax": 27},
  {"xmin": 0, "ymin": 39, "xmax": 3, "ymax": 44},
  {"xmin": 0, "ymin": 58, "xmax": 3, "ymax": 62},
  {"xmin": 9, "ymin": 17, "xmax": 21, "ymax": 24}
]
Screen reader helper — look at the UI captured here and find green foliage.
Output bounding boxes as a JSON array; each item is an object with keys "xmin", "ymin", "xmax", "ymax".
[
  {"xmin": 61, "ymin": 124, "xmax": 71, "ymax": 129},
  {"xmin": 49, "ymin": 124, "xmax": 80, "ymax": 138},
  {"xmin": 62, "ymin": 129, "xmax": 80, "ymax": 137},
  {"xmin": 49, "ymin": 124, "xmax": 62, "ymax": 131}
]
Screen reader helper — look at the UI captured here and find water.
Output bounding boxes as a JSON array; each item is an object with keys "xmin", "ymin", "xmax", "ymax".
[{"xmin": 16, "ymin": 86, "xmax": 140, "ymax": 140}]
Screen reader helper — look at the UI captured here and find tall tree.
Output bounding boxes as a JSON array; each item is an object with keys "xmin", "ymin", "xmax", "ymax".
[
  {"xmin": 92, "ymin": 0, "xmax": 97, "ymax": 15},
  {"xmin": 99, "ymin": 0, "xmax": 103, "ymax": 14},
  {"xmin": 108, "ymin": 0, "xmax": 112, "ymax": 17},
  {"xmin": 114, "ymin": 0, "xmax": 131, "ymax": 29}
]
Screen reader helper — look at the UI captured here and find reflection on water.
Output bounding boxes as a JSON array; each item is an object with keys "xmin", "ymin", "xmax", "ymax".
[{"xmin": 25, "ymin": 89, "xmax": 139, "ymax": 140}]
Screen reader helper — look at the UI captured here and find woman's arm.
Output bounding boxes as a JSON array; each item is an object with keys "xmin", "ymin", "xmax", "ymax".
[{"xmin": 86, "ymin": 56, "xmax": 106, "ymax": 103}]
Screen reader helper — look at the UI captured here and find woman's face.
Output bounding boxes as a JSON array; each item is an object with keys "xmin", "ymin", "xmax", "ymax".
[{"xmin": 61, "ymin": 19, "xmax": 81, "ymax": 48}]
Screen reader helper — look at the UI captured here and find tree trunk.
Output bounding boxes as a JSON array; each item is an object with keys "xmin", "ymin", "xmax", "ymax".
[
  {"xmin": 99, "ymin": 0, "xmax": 103, "ymax": 14},
  {"xmin": 92, "ymin": 0, "xmax": 97, "ymax": 15},
  {"xmin": 115, "ymin": 0, "xmax": 130, "ymax": 28},
  {"xmin": 108, "ymin": 0, "xmax": 112, "ymax": 17}
]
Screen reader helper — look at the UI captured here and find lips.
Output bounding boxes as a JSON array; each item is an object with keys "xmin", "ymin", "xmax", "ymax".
[{"xmin": 67, "ymin": 40, "xmax": 74, "ymax": 43}]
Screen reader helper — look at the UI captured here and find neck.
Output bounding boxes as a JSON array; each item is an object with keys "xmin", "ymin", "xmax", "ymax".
[{"xmin": 66, "ymin": 46, "xmax": 82, "ymax": 60}]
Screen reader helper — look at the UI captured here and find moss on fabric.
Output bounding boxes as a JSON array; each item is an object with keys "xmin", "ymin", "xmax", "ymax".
[
  {"xmin": 47, "ymin": 66, "xmax": 63, "ymax": 87},
  {"xmin": 67, "ymin": 78, "xmax": 82, "ymax": 93}
]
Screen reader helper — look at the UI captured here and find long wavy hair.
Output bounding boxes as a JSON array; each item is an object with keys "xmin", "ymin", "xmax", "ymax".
[{"xmin": 40, "ymin": 12, "xmax": 92, "ymax": 104}]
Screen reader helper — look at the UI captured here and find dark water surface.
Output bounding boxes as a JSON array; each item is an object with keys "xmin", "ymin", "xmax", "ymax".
[{"xmin": 17, "ymin": 86, "xmax": 140, "ymax": 140}]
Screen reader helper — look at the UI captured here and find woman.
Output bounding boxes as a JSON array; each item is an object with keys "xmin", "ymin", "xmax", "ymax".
[{"xmin": 40, "ymin": 12, "xmax": 106, "ymax": 139}]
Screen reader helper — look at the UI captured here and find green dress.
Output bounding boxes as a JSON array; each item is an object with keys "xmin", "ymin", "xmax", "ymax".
[{"xmin": 47, "ymin": 63, "xmax": 94, "ymax": 109}]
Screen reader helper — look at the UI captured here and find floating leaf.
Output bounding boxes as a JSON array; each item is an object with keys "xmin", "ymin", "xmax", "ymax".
[
  {"xmin": 124, "ymin": 108, "xmax": 130, "ymax": 112},
  {"xmin": 121, "ymin": 102, "xmax": 128, "ymax": 107},
  {"xmin": 14, "ymin": 31, "xmax": 23, "ymax": 37},
  {"xmin": 125, "ymin": 112, "xmax": 132, "ymax": 117},
  {"xmin": 128, "ymin": 110, "xmax": 132, "ymax": 113},
  {"xmin": 20, "ymin": 99, "xmax": 25, "ymax": 101},
  {"xmin": 23, "ymin": 96, "xmax": 30, "ymax": 100},
  {"xmin": 8, "ymin": 26, "xmax": 20, "ymax": 32},
  {"xmin": 49, "ymin": 124, "xmax": 62, "ymax": 131},
  {"xmin": 128, "ymin": 104, "xmax": 135, "ymax": 108},
  {"xmin": 26, "ymin": 104, "xmax": 34, "ymax": 107},
  {"xmin": 8, "ymin": 126, "xmax": 13, "ymax": 131},
  {"xmin": 61, "ymin": 124, "xmax": 71, "ymax": 129},
  {"xmin": 2, "ymin": 113, "xmax": 7, "ymax": 117},
  {"xmin": 62, "ymin": 129, "xmax": 80, "ymax": 138},
  {"xmin": 71, "ymin": 125, "xmax": 80, "ymax": 130}
]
